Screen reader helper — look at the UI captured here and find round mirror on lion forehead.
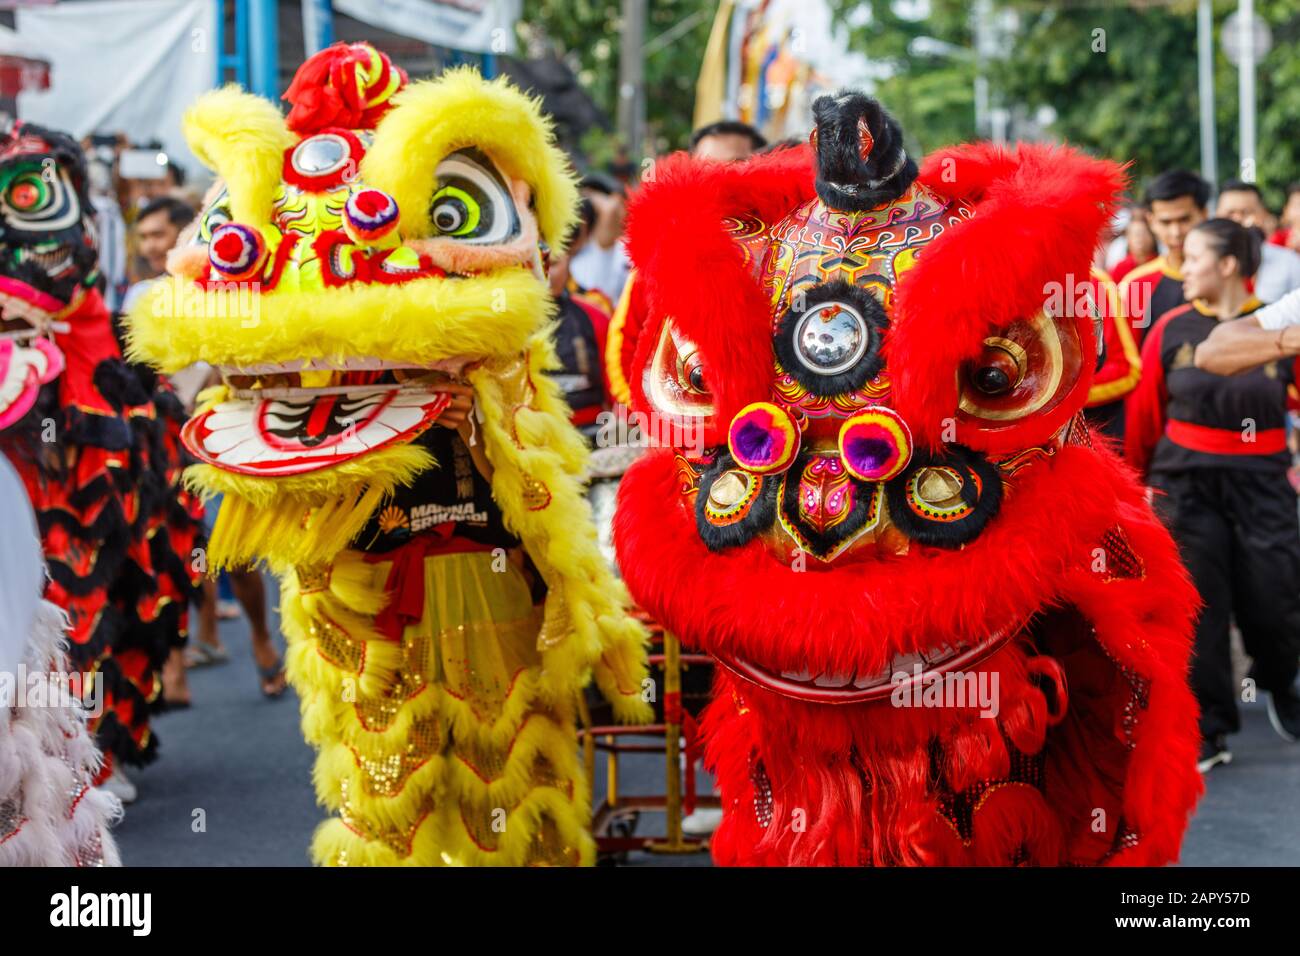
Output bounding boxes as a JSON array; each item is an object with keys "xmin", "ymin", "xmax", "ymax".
[
  {"xmin": 793, "ymin": 301, "xmax": 868, "ymax": 376},
  {"xmin": 291, "ymin": 134, "xmax": 351, "ymax": 177}
]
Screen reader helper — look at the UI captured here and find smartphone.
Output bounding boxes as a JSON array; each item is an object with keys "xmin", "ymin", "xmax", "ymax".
[{"xmin": 118, "ymin": 148, "xmax": 168, "ymax": 181}]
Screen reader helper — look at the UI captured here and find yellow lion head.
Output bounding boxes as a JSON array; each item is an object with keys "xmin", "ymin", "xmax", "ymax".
[{"xmin": 126, "ymin": 44, "xmax": 580, "ymax": 570}]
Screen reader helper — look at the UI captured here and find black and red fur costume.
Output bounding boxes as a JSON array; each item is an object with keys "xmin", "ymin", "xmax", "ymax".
[
  {"xmin": 613, "ymin": 94, "xmax": 1203, "ymax": 865},
  {"xmin": 0, "ymin": 122, "xmax": 202, "ymax": 772}
]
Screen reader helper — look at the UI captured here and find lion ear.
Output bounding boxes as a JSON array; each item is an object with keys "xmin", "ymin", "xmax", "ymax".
[
  {"xmin": 183, "ymin": 87, "xmax": 293, "ymax": 227},
  {"xmin": 361, "ymin": 68, "xmax": 579, "ymax": 252},
  {"xmin": 892, "ymin": 143, "xmax": 1127, "ymax": 453}
]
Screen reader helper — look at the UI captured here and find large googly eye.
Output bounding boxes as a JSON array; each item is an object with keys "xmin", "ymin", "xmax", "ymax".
[
  {"xmin": 430, "ymin": 186, "xmax": 476, "ymax": 235},
  {"xmin": 428, "ymin": 147, "xmax": 519, "ymax": 244},
  {"xmin": 0, "ymin": 163, "xmax": 78, "ymax": 232},
  {"xmin": 957, "ymin": 311, "xmax": 1083, "ymax": 427}
]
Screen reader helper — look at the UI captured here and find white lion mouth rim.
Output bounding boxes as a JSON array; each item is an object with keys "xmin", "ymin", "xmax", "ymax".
[
  {"xmin": 716, "ymin": 625, "xmax": 1018, "ymax": 704},
  {"xmin": 184, "ymin": 385, "xmax": 452, "ymax": 477}
]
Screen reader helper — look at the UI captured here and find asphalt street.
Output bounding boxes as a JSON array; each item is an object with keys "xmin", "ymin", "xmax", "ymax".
[{"xmin": 112, "ymin": 580, "xmax": 1300, "ymax": 867}]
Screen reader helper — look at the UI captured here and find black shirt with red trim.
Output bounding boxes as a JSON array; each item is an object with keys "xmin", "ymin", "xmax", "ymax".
[
  {"xmin": 1144, "ymin": 275, "xmax": 1187, "ymax": 341},
  {"xmin": 1125, "ymin": 299, "xmax": 1296, "ymax": 477}
]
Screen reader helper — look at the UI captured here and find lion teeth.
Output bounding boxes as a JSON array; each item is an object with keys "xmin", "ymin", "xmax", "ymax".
[{"xmin": 813, "ymin": 672, "xmax": 853, "ymax": 688}]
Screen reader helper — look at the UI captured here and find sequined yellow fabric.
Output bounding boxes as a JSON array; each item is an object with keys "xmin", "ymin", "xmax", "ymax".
[{"xmin": 282, "ymin": 549, "xmax": 593, "ymax": 866}]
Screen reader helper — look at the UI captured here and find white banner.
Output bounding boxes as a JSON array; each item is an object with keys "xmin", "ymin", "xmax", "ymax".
[
  {"xmin": 15, "ymin": 0, "xmax": 215, "ymax": 176},
  {"xmin": 334, "ymin": 0, "xmax": 520, "ymax": 55}
]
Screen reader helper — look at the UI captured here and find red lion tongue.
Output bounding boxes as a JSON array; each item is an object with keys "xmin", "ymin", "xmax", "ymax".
[{"xmin": 305, "ymin": 393, "xmax": 339, "ymax": 440}]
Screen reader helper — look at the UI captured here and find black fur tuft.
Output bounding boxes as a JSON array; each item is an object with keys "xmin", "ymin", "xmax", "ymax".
[{"xmin": 810, "ymin": 91, "xmax": 918, "ymax": 212}]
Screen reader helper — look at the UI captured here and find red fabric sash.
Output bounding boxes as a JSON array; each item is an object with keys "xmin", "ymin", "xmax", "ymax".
[
  {"xmin": 1165, "ymin": 418, "xmax": 1287, "ymax": 457},
  {"xmin": 364, "ymin": 523, "xmax": 496, "ymax": 640}
]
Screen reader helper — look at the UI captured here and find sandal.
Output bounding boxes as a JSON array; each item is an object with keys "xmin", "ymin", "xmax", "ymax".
[
  {"xmin": 185, "ymin": 641, "xmax": 230, "ymax": 668},
  {"xmin": 258, "ymin": 657, "xmax": 288, "ymax": 699}
]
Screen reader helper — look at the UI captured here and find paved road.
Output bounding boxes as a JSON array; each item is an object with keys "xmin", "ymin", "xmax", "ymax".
[{"xmin": 112, "ymin": 581, "xmax": 1300, "ymax": 866}]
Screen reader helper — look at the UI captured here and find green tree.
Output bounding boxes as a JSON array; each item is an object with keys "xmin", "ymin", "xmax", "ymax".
[
  {"xmin": 991, "ymin": 3, "xmax": 1183, "ymax": 197},
  {"xmin": 520, "ymin": 0, "xmax": 716, "ymax": 159},
  {"xmin": 831, "ymin": 0, "xmax": 1300, "ymax": 206},
  {"xmin": 829, "ymin": 0, "xmax": 980, "ymax": 154},
  {"xmin": 999, "ymin": 0, "xmax": 1300, "ymax": 204}
]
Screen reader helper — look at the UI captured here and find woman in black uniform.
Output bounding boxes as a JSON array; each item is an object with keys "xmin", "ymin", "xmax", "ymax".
[{"xmin": 1126, "ymin": 218, "xmax": 1300, "ymax": 771}]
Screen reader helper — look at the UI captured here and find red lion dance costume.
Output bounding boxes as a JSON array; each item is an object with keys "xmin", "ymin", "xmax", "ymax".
[{"xmin": 614, "ymin": 94, "xmax": 1203, "ymax": 865}]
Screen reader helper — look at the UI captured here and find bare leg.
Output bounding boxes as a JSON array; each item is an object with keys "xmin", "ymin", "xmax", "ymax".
[
  {"xmin": 185, "ymin": 577, "xmax": 228, "ymax": 668},
  {"xmin": 197, "ymin": 577, "xmax": 225, "ymax": 650},
  {"xmin": 161, "ymin": 647, "xmax": 191, "ymax": 706},
  {"xmin": 231, "ymin": 568, "xmax": 285, "ymax": 695}
]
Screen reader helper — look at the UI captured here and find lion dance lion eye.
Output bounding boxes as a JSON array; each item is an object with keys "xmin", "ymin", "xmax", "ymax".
[
  {"xmin": 970, "ymin": 339, "xmax": 1025, "ymax": 396},
  {"xmin": 645, "ymin": 321, "xmax": 714, "ymax": 420},
  {"xmin": 430, "ymin": 186, "xmax": 478, "ymax": 236},
  {"xmin": 682, "ymin": 352, "xmax": 707, "ymax": 394},
  {"xmin": 1, "ymin": 164, "xmax": 77, "ymax": 231},
  {"xmin": 7, "ymin": 175, "xmax": 48, "ymax": 214},
  {"xmin": 957, "ymin": 316, "xmax": 1081, "ymax": 427},
  {"xmin": 428, "ymin": 148, "xmax": 520, "ymax": 244}
]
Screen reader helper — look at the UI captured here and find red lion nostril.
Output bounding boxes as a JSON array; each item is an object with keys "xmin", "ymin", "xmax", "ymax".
[
  {"xmin": 838, "ymin": 406, "xmax": 912, "ymax": 482},
  {"xmin": 728, "ymin": 401, "xmax": 800, "ymax": 474}
]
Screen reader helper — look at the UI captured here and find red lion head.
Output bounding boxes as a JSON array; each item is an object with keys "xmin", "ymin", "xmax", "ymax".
[{"xmin": 614, "ymin": 94, "xmax": 1202, "ymax": 866}]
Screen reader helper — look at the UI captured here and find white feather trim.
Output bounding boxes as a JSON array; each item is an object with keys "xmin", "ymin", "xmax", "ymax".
[{"xmin": 0, "ymin": 600, "xmax": 121, "ymax": 866}]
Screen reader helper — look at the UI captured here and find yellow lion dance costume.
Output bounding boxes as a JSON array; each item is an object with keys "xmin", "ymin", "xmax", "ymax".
[{"xmin": 126, "ymin": 43, "xmax": 649, "ymax": 866}]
